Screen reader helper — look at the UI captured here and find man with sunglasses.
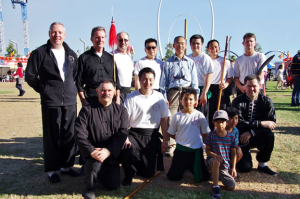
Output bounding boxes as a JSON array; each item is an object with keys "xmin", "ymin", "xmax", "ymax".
[
  {"xmin": 232, "ymin": 75, "xmax": 277, "ymax": 176},
  {"xmin": 113, "ymin": 32, "xmax": 134, "ymax": 103},
  {"xmin": 160, "ymin": 36, "xmax": 199, "ymax": 157},
  {"xmin": 134, "ymin": 38, "xmax": 163, "ymax": 91},
  {"xmin": 76, "ymin": 26, "xmax": 121, "ymax": 106}
]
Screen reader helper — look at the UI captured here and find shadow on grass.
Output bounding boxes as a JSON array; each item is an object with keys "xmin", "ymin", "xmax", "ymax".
[
  {"xmin": 275, "ymin": 126, "xmax": 300, "ymax": 136},
  {"xmin": 0, "ymin": 98, "xmax": 40, "ymax": 103},
  {"xmin": 273, "ymin": 103, "xmax": 300, "ymax": 111}
]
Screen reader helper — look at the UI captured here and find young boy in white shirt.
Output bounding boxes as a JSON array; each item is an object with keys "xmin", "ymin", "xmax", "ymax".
[{"xmin": 166, "ymin": 87, "xmax": 211, "ymax": 181}]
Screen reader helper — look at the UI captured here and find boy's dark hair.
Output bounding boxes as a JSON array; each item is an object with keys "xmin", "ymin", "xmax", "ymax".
[
  {"xmin": 145, "ymin": 38, "xmax": 157, "ymax": 47},
  {"xmin": 244, "ymin": 74, "xmax": 260, "ymax": 84},
  {"xmin": 180, "ymin": 87, "xmax": 197, "ymax": 100},
  {"xmin": 243, "ymin": 32, "xmax": 256, "ymax": 41},
  {"xmin": 225, "ymin": 107, "xmax": 239, "ymax": 118},
  {"xmin": 190, "ymin": 34, "xmax": 204, "ymax": 44},
  {"xmin": 138, "ymin": 67, "xmax": 156, "ymax": 79}
]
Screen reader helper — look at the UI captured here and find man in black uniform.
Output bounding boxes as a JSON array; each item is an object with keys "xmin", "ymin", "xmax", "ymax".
[
  {"xmin": 75, "ymin": 80, "xmax": 129, "ymax": 199},
  {"xmin": 232, "ymin": 75, "xmax": 277, "ymax": 176},
  {"xmin": 25, "ymin": 22, "xmax": 80, "ymax": 183},
  {"xmin": 76, "ymin": 26, "xmax": 121, "ymax": 106}
]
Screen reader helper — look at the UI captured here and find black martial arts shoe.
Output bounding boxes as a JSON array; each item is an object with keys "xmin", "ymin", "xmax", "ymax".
[
  {"xmin": 61, "ymin": 168, "xmax": 81, "ymax": 177},
  {"xmin": 122, "ymin": 177, "xmax": 133, "ymax": 186},
  {"xmin": 257, "ymin": 166, "xmax": 277, "ymax": 176},
  {"xmin": 82, "ymin": 189, "xmax": 95, "ymax": 199},
  {"xmin": 20, "ymin": 91, "xmax": 25, "ymax": 96},
  {"xmin": 48, "ymin": 173, "xmax": 61, "ymax": 183}
]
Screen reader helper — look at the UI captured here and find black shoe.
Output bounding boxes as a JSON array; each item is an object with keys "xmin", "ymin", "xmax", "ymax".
[
  {"xmin": 82, "ymin": 189, "xmax": 95, "ymax": 199},
  {"xmin": 20, "ymin": 91, "xmax": 25, "ymax": 96},
  {"xmin": 122, "ymin": 177, "xmax": 133, "ymax": 186},
  {"xmin": 61, "ymin": 168, "xmax": 81, "ymax": 177},
  {"xmin": 257, "ymin": 166, "xmax": 277, "ymax": 176},
  {"xmin": 48, "ymin": 173, "xmax": 61, "ymax": 183}
]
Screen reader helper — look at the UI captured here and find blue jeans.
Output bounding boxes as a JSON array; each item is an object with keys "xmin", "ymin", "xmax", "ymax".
[
  {"xmin": 16, "ymin": 83, "xmax": 25, "ymax": 95},
  {"xmin": 292, "ymin": 76, "xmax": 300, "ymax": 105}
]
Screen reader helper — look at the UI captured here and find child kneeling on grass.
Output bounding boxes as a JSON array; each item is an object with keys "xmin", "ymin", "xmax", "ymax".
[
  {"xmin": 165, "ymin": 87, "xmax": 211, "ymax": 182},
  {"xmin": 204, "ymin": 110, "xmax": 238, "ymax": 199},
  {"xmin": 225, "ymin": 107, "xmax": 243, "ymax": 164}
]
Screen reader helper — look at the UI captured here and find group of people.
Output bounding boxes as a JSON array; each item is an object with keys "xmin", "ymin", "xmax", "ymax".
[{"xmin": 25, "ymin": 22, "xmax": 278, "ymax": 199}]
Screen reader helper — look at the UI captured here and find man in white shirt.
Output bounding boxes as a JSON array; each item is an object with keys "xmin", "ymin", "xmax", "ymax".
[
  {"xmin": 114, "ymin": 32, "xmax": 134, "ymax": 103},
  {"xmin": 234, "ymin": 33, "xmax": 266, "ymax": 95},
  {"xmin": 187, "ymin": 34, "xmax": 214, "ymax": 120},
  {"xmin": 120, "ymin": 67, "xmax": 170, "ymax": 185},
  {"xmin": 134, "ymin": 38, "xmax": 163, "ymax": 91}
]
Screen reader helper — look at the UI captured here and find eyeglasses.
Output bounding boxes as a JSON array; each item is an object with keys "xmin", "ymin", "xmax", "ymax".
[
  {"xmin": 146, "ymin": 46, "xmax": 156, "ymax": 50},
  {"xmin": 118, "ymin": 39, "xmax": 128, "ymax": 43},
  {"xmin": 175, "ymin": 42, "xmax": 186, "ymax": 46}
]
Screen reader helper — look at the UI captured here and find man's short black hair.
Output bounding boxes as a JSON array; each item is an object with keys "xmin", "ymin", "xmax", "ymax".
[
  {"xmin": 145, "ymin": 38, "xmax": 157, "ymax": 47},
  {"xmin": 190, "ymin": 34, "xmax": 204, "ymax": 44},
  {"xmin": 138, "ymin": 67, "xmax": 156, "ymax": 79},
  {"xmin": 174, "ymin": 36, "xmax": 186, "ymax": 44},
  {"xmin": 244, "ymin": 75, "xmax": 260, "ymax": 85},
  {"xmin": 225, "ymin": 107, "xmax": 239, "ymax": 118},
  {"xmin": 180, "ymin": 87, "xmax": 197, "ymax": 100}
]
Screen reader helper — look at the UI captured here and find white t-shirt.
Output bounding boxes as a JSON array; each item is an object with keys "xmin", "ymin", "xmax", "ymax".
[
  {"xmin": 124, "ymin": 90, "xmax": 170, "ymax": 128},
  {"xmin": 134, "ymin": 57, "xmax": 163, "ymax": 89},
  {"xmin": 168, "ymin": 110, "xmax": 210, "ymax": 149},
  {"xmin": 234, "ymin": 52, "xmax": 267, "ymax": 84},
  {"xmin": 114, "ymin": 50, "xmax": 134, "ymax": 87},
  {"xmin": 211, "ymin": 56, "xmax": 232, "ymax": 84},
  {"xmin": 51, "ymin": 48, "xmax": 65, "ymax": 81},
  {"xmin": 188, "ymin": 52, "xmax": 214, "ymax": 86}
]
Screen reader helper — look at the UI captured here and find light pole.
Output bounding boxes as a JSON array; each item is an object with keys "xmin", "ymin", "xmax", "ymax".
[
  {"xmin": 9, "ymin": 39, "xmax": 18, "ymax": 55},
  {"xmin": 79, "ymin": 38, "xmax": 85, "ymax": 53}
]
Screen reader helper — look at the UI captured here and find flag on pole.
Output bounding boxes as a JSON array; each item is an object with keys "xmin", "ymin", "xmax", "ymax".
[{"xmin": 10, "ymin": 51, "xmax": 15, "ymax": 57}]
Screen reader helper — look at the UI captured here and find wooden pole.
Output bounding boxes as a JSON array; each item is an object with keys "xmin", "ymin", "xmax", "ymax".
[
  {"xmin": 217, "ymin": 36, "xmax": 229, "ymax": 111},
  {"xmin": 124, "ymin": 171, "xmax": 162, "ymax": 199},
  {"xmin": 184, "ymin": 19, "xmax": 187, "ymax": 55}
]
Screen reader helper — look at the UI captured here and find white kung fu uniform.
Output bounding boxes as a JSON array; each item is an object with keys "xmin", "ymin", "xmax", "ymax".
[
  {"xmin": 167, "ymin": 110, "xmax": 211, "ymax": 181},
  {"xmin": 188, "ymin": 52, "xmax": 214, "ymax": 120},
  {"xmin": 234, "ymin": 52, "xmax": 267, "ymax": 85},
  {"xmin": 122, "ymin": 90, "xmax": 170, "ymax": 178},
  {"xmin": 113, "ymin": 50, "xmax": 134, "ymax": 103},
  {"xmin": 134, "ymin": 57, "xmax": 163, "ymax": 90}
]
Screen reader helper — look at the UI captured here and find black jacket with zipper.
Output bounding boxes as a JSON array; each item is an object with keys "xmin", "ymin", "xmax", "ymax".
[{"xmin": 25, "ymin": 40, "xmax": 78, "ymax": 106}]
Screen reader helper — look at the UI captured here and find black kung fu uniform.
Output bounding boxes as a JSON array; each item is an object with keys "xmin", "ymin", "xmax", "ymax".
[
  {"xmin": 232, "ymin": 93, "xmax": 276, "ymax": 172},
  {"xmin": 75, "ymin": 101, "xmax": 129, "ymax": 190}
]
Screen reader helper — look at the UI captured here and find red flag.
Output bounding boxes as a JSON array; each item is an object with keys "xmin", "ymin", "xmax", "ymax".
[{"xmin": 109, "ymin": 17, "xmax": 117, "ymax": 49}]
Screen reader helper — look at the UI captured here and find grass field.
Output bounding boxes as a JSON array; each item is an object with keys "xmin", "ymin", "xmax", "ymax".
[{"xmin": 0, "ymin": 81, "xmax": 299, "ymax": 199}]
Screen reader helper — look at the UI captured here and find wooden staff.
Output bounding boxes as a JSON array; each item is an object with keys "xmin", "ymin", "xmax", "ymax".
[
  {"xmin": 124, "ymin": 171, "xmax": 162, "ymax": 199},
  {"xmin": 217, "ymin": 36, "xmax": 229, "ymax": 111},
  {"xmin": 184, "ymin": 19, "xmax": 187, "ymax": 55}
]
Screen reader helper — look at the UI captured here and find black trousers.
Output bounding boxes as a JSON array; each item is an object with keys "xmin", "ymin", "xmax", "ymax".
[
  {"xmin": 41, "ymin": 105, "xmax": 76, "ymax": 172},
  {"xmin": 237, "ymin": 130, "xmax": 275, "ymax": 173},
  {"xmin": 167, "ymin": 148, "xmax": 210, "ymax": 181},
  {"xmin": 208, "ymin": 85, "xmax": 227, "ymax": 130},
  {"xmin": 84, "ymin": 157, "xmax": 120, "ymax": 190}
]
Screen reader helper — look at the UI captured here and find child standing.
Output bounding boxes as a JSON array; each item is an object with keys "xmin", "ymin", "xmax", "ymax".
[
  {"xmin": 204, "ymin": 110, "xmax": 237, "ymax": 199},
  {"xmin": 225, "ymin": 107, "xmax": 243, "ymax": 163},
  {"xmin": 166, "ymin": 87, "xmax": 211, "ymax": 182}
]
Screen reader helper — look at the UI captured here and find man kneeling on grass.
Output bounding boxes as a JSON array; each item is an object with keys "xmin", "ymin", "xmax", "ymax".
[
  {"xmin": 204, "ymin": 110, "xmax": 237, "ymax": 199},
  {"xmin": 166, "ymin": 87, "xmax": 210, "ymax": 182}
]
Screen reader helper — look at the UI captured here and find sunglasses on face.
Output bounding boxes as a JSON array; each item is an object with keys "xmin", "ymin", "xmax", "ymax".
[
  {"xmin": 118, "ymin": 39, "xmax": 128, "ymax": 43},
  {"xmin": 146, "ymin": 46, "xmax": 157, "ymax": 50}
]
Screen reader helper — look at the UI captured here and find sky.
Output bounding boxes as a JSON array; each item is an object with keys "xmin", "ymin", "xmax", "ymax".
[{"xmin": 1, "ymin": 0, "xmax": 299, "ymax": 63}]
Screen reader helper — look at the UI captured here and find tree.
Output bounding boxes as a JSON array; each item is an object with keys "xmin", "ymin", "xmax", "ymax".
[
  {"xmin": 255, "ymin": 43, "xmax": 262, "ymax": 53},
  {"xmin": 5, "ymin": 43, "xmax": 16, "ymax": 57},
  {"xmin": 163, "ymin": 43, "xmax": 174, "ymax": 61}
]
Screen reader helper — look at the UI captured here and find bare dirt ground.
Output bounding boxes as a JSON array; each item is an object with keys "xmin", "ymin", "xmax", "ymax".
[{"xmin": 0, "ymin": 82, "xmax": 299, "ymax": 199}]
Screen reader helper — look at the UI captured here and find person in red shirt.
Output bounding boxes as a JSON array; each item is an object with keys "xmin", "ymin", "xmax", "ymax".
[{"xmin": 13, "ymin": 62, "xmax": 25, "ymax": 96}]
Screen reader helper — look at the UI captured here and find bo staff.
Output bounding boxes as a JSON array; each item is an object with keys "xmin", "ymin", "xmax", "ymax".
[
  {"xmin": 124, "ymin": 171, "xmax": 162, "ymax": 199},
  {"xmin": 217, "ymin": 36, "xmax": 229, "ymax": 111}
]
